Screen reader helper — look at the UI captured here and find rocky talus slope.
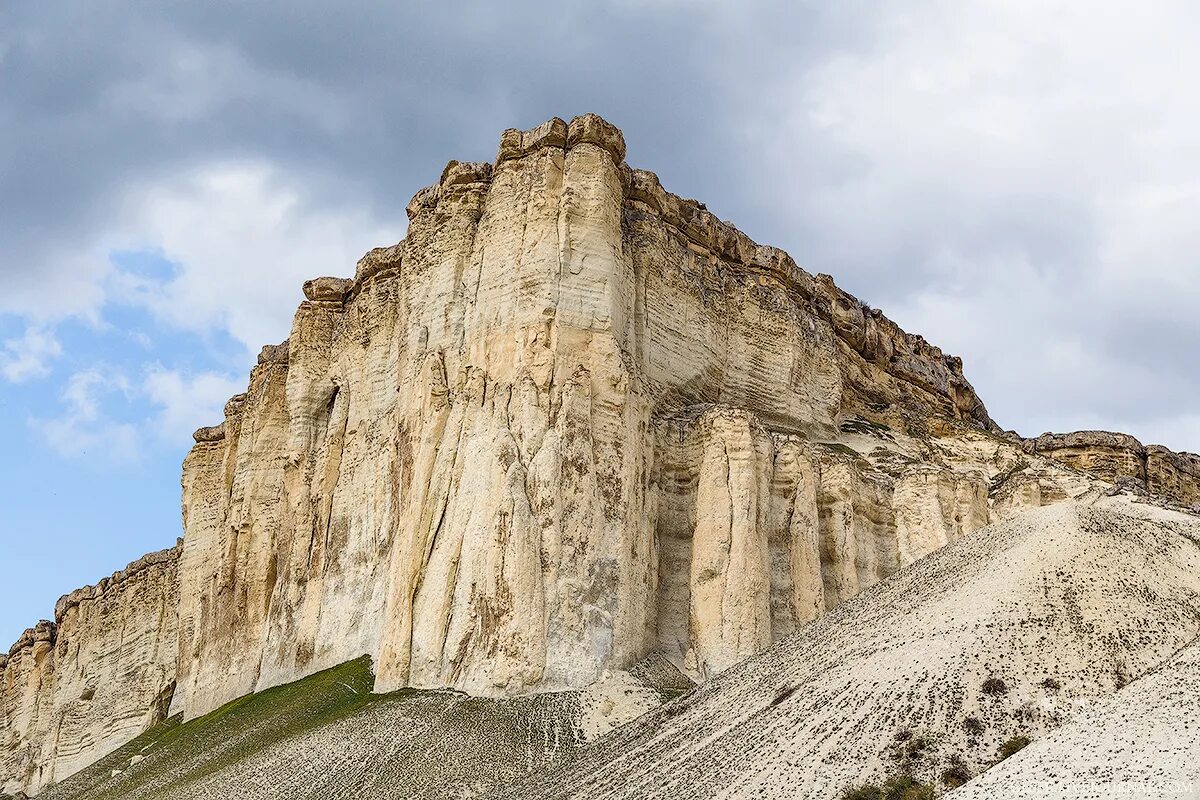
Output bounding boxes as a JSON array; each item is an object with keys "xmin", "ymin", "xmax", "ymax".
[
  {"xmin": 505, "ymin": 497, "xmax": 1200, "ymax": 799},
  {"xmin": 953, "ymin": 634, "xmax": 1200, "ymax": 799},
  {"xmin": 3, "ymin": 113, "xmax": 1196, "ymax": 798},
  {"xmin": 31, "ymin": 654, "xmax": 691, "ymax": 800}
]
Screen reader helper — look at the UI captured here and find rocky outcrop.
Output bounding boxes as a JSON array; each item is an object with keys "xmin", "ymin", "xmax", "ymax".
[
  {"xmin": 167, "ymin": 113, "xmax": 1010, "ymax": 720},
  {"xmin": 507, "ymin": 498, "xmax": 1200, "ymax": 800},
  {"xmin": 2, "ymin": 113, "xmax": 1178, "ymax": 795},
  {"xmin": 1, "ymin": 547, "xmax": 179, "ymax": 797},
  {"xmin": 652, "ymin": 408, "xmax": 992, "ymax": 680},
  {"xmin": 1025, "ymin": 431, "xmax": 1200, "ymax": 508}
]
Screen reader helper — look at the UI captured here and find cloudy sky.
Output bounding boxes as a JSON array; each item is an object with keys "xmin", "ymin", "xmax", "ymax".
[{"xmin": 2, "ymin": 1, "xmax": 1198, "ymax": 645}]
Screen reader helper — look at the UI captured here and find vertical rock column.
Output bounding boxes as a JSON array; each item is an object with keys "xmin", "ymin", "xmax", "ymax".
[
  {"xmin": 173, "ymin": 345, "xmax": 290, "ymax": 719},
  {"xmin": 374, "ymin": 115, "xmax": 656, "ymax": 696},
  {"xmin": 688, "ymin": 409, "xmax": 773, "ymax": 679},
  {"xmin": 767, "ymin": 437, "xmax": 824, "ymax": 640}
]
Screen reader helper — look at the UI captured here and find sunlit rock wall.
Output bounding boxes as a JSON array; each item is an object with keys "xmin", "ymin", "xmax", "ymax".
[
  {"xmin": 1, "ymin": 547, "xmax": 179, "ymax": 796},
  {"xmin": 167, "ymin": 113, "xmax": 1002, "ymax": 719}
]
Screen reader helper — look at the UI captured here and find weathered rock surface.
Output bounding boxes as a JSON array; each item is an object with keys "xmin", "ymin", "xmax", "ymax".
[
  {"xmin": 2, "ymin": 113, "xmax": 1193, "ymax": 796},
  {"xmin": 505, "ymin": 497, "xmax": 1200, "ymax": 800},
  {"xmin": 1, "ymin": 547, "xmax": 179, "ymax": 796},
  {"xmin": 167, "ymin": 113, "xmax": 1020, "ymax": 722},
  {"xmin": 1025, "ymin": 430, "xmax": 1200, "ymax": 508},
  {"xmin": 33, "ymin": 654, "xmax": 691, "ymax": 800}
]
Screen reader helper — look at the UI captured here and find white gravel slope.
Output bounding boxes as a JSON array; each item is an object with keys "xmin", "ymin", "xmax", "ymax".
[
  {"xmin": 953, "ymin": 636, "xmax": 1200, "ymax": 799},
  {"xmin": 506, "ymin": 497, "xmax": 1200, "ymax": 800}
]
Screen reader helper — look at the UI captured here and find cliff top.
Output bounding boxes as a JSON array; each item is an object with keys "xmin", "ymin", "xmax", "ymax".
[{"xmin": 2, "ymin": 543, "xmax": 181, "ymax": 661}]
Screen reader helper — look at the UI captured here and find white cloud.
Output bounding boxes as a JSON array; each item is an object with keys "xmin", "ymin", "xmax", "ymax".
[
  {"xmin": 31, "ymin": 369, "xmax": 140, "ymax": 460},
  {"xmin": 142, "ymin": 366, "xmax": 243, "ymax": 443},
  {"xmin": 1, "ymin": 326, "xmax": 63, "ymax": 382},
  {"xmin": 752, "ymin": 0, "xmax": 1200, "ymax": 451},
  {"xmin": 29, "ymin": 364, "xmax": 245, "ymax": 463},
  {"xmin": 111, "ymin": 160, "xmax": 399, "ymax": 351},
  {"xmin": 5, "ymin": 1, "xmax": 1200, "ymax": 457}
]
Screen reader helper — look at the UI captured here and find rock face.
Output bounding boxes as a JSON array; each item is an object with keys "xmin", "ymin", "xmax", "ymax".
[
  {"xmin": 168, "ymin": 113, "xmax": 1008, "ymax": 720},
  {"xmin": 33, "ymin": 653, "xmax": 692, "ymax": 800},
  {"xmin": 1, "ymin": 113, "xmax": 1188, "ymax": 796},
  {"xmin": 1025, "ymin": 431, "xmax": 1200, "ymax": 508},
  {"xmin": 1, "ymin": 547, "xmax": 179, "ymax": 797}
]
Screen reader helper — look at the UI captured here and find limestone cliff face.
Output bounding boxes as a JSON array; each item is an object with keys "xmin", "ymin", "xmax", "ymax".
[
  {"xmin": 166, "ymin": 114, "xmax": 1010, "ymax": 719},
  {"xmin": 1025, "ymin": 431, "xmax": 1200, "ymax": 508},
  {"xmin": 1, "ymin": 548, "xmax": 179, "ymax": 796},
  {"xmin": 651, "ymin": 408, "xmax": 992, "ymax": 679},
  {"xmin": 2, "ymin": 113, "xmax": 1170, "ymax": 795}
]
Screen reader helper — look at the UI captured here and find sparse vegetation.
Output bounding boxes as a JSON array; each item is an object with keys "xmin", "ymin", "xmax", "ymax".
[
  {"xmin": 39, "ymin": 657, "xmax": 379, "ymax": 800},
  {"xmin": 886, "ymin": 729, "xmax": 938, "ymax": 772},
  {"xmin": 841, "ymin": 774, "xmax": 936, "ymax": 800},
  {"xmin": 940, "ymin": 761, "xmax": 972, "ymax": 789},
  {"xmin": 904, "ymin": 737, "xmax": 930, "ymax": 760},
  {"xmin": 988, "ymin": 458, "xmax": 1030, "ymax": 496},
  {"xmin": 998, "ymin": 735, "xmax": 1031, "ymax": 760},
  {"xmin": 819, "ymin": 441, "xmax": 864, "ymax": 460},
  {"xmin": 840, "ymin": 416, "xmax": 895, "ymax": 439},
  {"xmin": 963, "ymin": 716, "xmax": 985, "ymax": 735},
  {"xmin": 770, "ymin": 686, "xmax": 798, "ymax": 707}
]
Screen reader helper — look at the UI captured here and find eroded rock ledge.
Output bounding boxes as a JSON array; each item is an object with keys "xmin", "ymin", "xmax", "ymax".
[{"xmin": 1025, "ymin": 431, "xmax": 1200, "ymax": 508}]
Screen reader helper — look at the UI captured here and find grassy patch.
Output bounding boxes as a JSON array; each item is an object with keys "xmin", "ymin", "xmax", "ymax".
[
  {"xmin": 940, "ymin": 760, "xmax": 972, "ymax": 789},
  {"xmin": 41, "ymin": 656, "xmax": 377, "ymax": 800},
  {"xmin": 842, "ymin": 774, "xmax": 936, "ymax": 800},
  {"xmin": 998, "ymin": 735, "xmax": 1031, "ymax": 761}
]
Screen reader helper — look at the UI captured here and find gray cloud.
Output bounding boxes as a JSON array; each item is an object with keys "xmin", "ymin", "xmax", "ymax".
[{"xmin": 2, "ymin": 0, "xmax": 1197, "ymax": 450}]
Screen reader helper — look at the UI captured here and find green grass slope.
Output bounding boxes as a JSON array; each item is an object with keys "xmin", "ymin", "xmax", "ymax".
[{"xmin": 36, "ymin": 655, "xmax": 680, "ymax": 800}]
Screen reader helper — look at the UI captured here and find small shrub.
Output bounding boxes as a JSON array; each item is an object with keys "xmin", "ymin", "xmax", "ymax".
[
  {"xmin": 982, "ymin": 677, "xmax": 1008, "ymax": 696},
  {"xmin": 887, "ymin": 731, "xmax": 933, "ymax": 765},
  {"xmin": 1041, "ymin": 677, "xmax": 1061, "ymax": 691},
  {"xmin": 770, "ymin": 686, "xmax": 798, "ymax": 707},
  {"xmin": 841, "ymin": 775, "xmax": 936, "ymax": 800},
  {"xmin": 998, "ymin": 735, "xmax": 1031, "ymax": 760},
  {"xmin": 962, "ymin": 716, "xmax": 984, "ymax": 735},
  {"xmin": 905, "ymin": 737, "xmax": 929, "ymax": 759},
  {"xmin": 882, "ymin": 775, "xmax": 936, "ymax": 800},
  {"xmin": 941, "ymin": 762, "xmax": 972, "ymax": 789}
]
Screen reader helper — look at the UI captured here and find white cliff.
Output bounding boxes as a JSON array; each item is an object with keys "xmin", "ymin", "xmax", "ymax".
[{"xmin": 0, "ymin": 113, "xmax": 1159, "ymax": 796}]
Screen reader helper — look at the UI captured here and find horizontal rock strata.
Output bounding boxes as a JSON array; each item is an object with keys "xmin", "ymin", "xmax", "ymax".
[
  {"xmin": 2, "ymin": 113, "xmax": 1186, "ymax": 795},
  {"xmin": 506, "ymin": 498, "xmax": 1200, "ymax": 799},
  {"xmin": 1, "ymin": 547, "xmax": 180, "ymax": 797},
  {"xmin": 1025, "ymin": 431, "xmax": 1200, "ymax": 508},
  {"xmin": 169, "ymin": 113, "xmax": 1006, "ymax": 720}
]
